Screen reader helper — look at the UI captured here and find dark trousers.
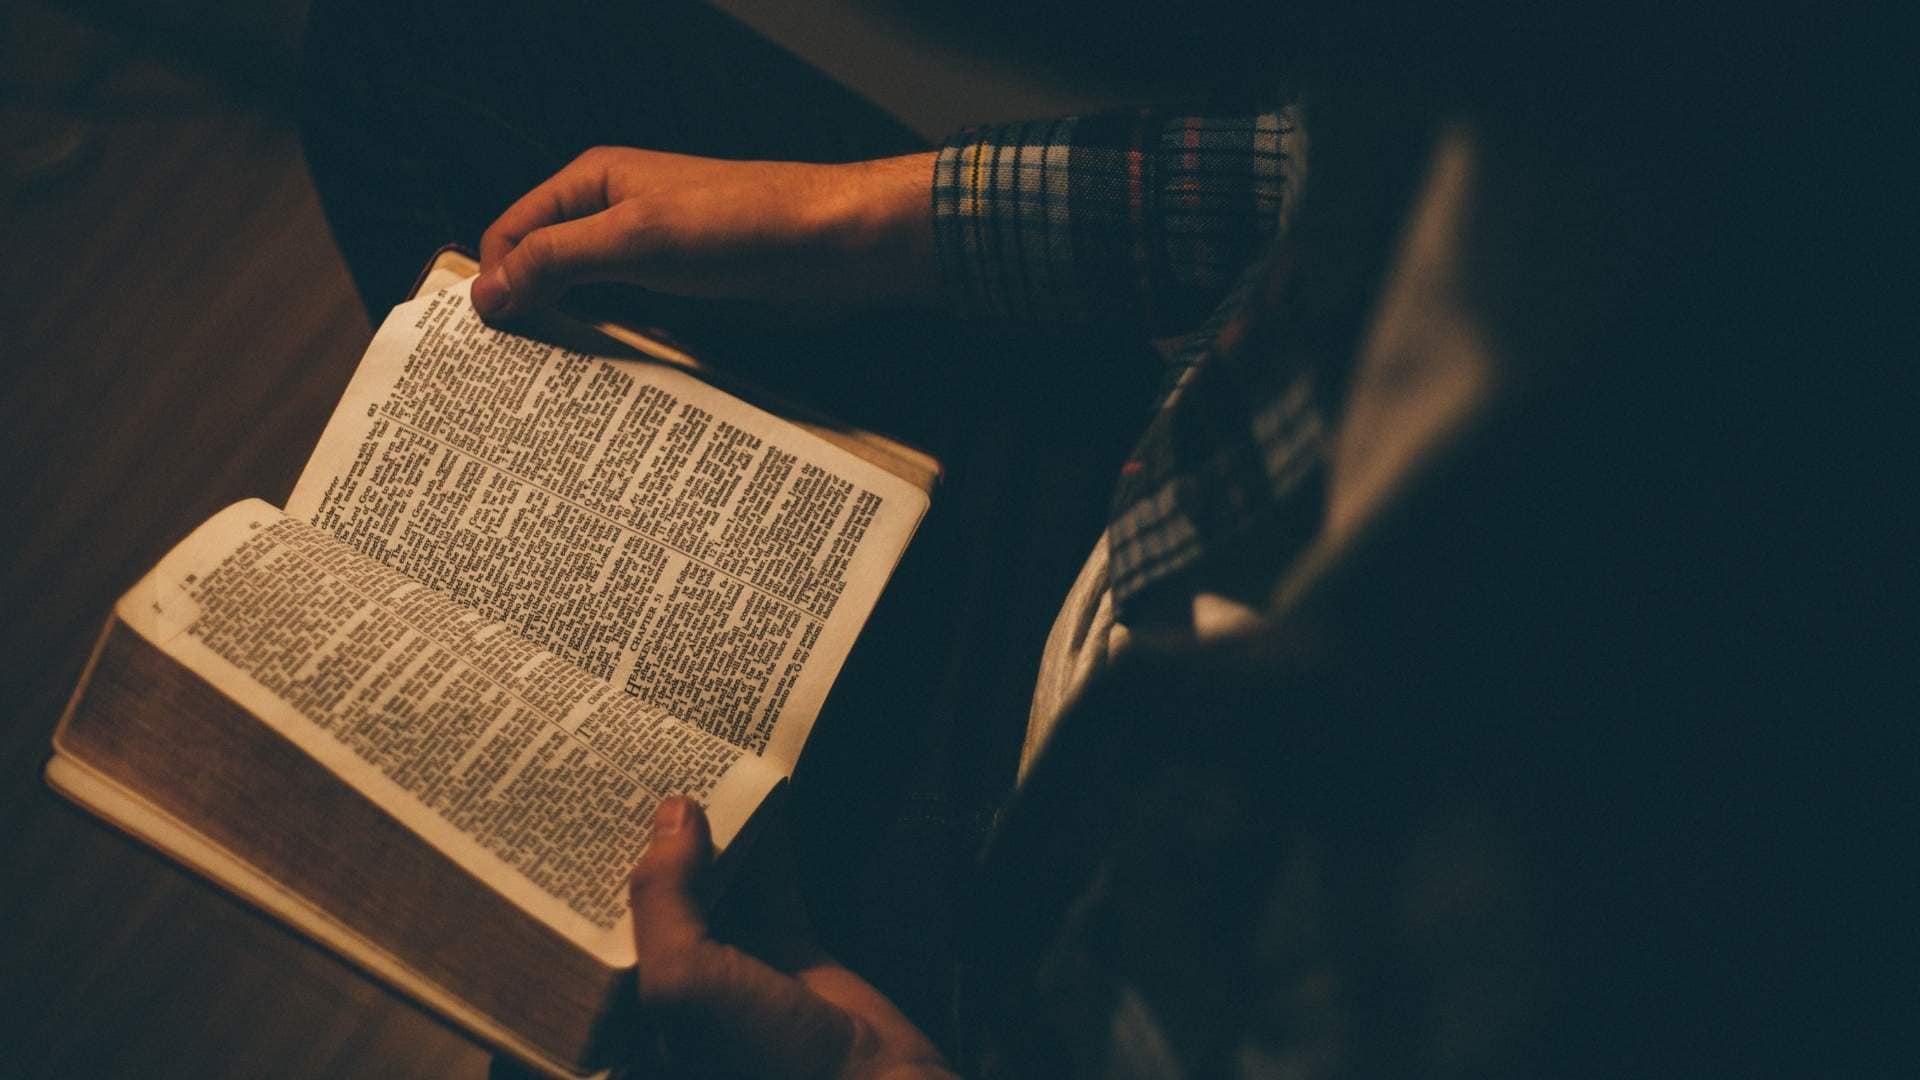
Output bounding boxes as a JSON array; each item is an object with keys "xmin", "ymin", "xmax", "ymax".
[{"xmin": 299, "ymin": 0, "xmax": 1160, "ymax": 1054}]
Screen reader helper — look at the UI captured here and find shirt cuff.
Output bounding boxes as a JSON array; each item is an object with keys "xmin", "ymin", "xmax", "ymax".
[{"xmin": 932, "ymin": 108, "xmax": 1300, "ymax": 334}]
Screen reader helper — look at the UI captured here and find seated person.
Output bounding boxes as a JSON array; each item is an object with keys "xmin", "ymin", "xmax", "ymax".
[{"xmin": 302, "ymin": 2, "xmax": 1876, "ymax": 1076}]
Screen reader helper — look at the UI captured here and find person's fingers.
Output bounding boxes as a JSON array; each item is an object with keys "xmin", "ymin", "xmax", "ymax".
[
  {"xmin": 472, "ymin": 207, "xmax": 640, "ymax": 318},
  {"xmin": 794, "ymin": 963, "xmax": 912, "ymax": 1023},
  {"xmin": 795, "ymin": 962, "xmax": 949, "ymax": 1065},
  {"xmin": 665, "ymin": 941, "xmax": 862, "ymax": 1077},
  {"xmin": 629, "ymin": 798, "xmax": 861, "ymax": 1076},
  {"xmin": 478, "ymin": 147, "xmax": 622, "ymax": 270},
  {"xmin": 629, "ymin": 796, "xmax": 713, "ymax": 958}
]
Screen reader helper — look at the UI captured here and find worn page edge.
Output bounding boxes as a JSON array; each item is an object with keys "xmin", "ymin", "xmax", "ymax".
[{"xmin": 43, "ymin": 753, "xmax": 608, "ymax": 1080}]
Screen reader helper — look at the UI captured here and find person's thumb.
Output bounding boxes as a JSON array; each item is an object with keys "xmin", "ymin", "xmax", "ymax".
[
  {"xmin": 629, "ymin": 796, "xmax": 713, "ymax": 959},
  {"xmin": 471, "ymin": 210, "xmax": 634, "ymax": 320}
]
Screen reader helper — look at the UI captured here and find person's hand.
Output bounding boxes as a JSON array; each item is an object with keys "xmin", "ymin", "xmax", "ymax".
[
  {"xmin": 629, "ymin": 796, "xmax": 957, "ymax": 1080},
  {"xmin": 473, "ymin": 148, "xmax": 939, "ymax": 320}
]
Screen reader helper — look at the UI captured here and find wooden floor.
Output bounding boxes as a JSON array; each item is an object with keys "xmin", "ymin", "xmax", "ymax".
[{"xmin": 0, "ymin": 7, "xmax": 490, "ymax": 1077}]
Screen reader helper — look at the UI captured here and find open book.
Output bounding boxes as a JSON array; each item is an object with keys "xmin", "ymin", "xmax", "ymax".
[{"xmin": 45, "ymin": 250, "xmax": 935, "ymax": 1078}]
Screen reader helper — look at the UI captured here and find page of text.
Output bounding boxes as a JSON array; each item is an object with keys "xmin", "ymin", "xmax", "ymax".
[
  {"xmin": 121, "ymin": 501, "xmax": 783, "ymax": 960},
  {"xmin": 288, "ymin": 282, "xmax": 926, "ymax": 769}
]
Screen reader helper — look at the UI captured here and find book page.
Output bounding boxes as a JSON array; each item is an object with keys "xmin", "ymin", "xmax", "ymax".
[
  {"xmin": 289, "ymin": 282, "xmax": 927, "ymax": 771},
  {"xmin": 119, "ymin": 500, "xmax": 783, "ymax": 962}
]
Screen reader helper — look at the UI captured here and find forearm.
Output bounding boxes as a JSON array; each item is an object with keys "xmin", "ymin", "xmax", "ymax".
[
  {"xmin": 809, "ymin": 152, "xmax": 940, "ymax": 308},
  {"xmin": 466, "ymin": 109, "xmax": 1298, "ymax": 334}
]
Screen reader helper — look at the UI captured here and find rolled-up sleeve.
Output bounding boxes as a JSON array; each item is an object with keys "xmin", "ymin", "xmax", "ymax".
[{"xmin": 932, "ymin": 107, "xmax": 1303, "ymax": 336}]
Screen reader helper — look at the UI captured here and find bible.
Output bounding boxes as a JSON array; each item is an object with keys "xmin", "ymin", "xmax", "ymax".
[{"xmin": 44, "ymin": 250, "xmax": 937, "ymax": 1078}]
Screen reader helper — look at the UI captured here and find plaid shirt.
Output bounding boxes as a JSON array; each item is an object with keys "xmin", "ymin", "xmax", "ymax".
[{"xmin": 933, "ymin": 107, "xmax": 1332, "ymax": 619}]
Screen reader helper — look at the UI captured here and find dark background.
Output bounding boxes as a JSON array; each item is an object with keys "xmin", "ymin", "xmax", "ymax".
[{"xmin": 0, "ymin": 1, "xmax": 469, "ymax": 1075}]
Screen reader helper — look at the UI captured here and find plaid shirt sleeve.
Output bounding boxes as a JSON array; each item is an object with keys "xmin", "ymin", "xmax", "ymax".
[{"xmin": 931, "ymin": 107, "xmax": 1298, "ymax": 335}]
